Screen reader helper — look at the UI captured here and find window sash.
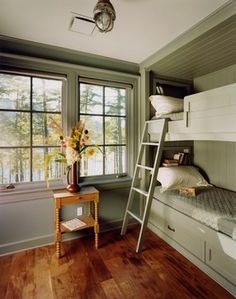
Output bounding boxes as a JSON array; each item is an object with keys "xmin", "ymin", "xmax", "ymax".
[
  {"xmin": 0, "ymin": 71, "xmax": 65, "ymax": 183},
  {"xmin": 79, "ymin": 81, "xmax": 128, "ymax": 177}
]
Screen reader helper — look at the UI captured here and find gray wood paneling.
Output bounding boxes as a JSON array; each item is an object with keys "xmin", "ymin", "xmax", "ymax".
[
  {"xmin": 194, "ymin": 141, "xmax": 236, "ymax": 191},
  {"xmin": 147, "ymin": 14, "xmax": 236, "ymax": 80},
  {"xmin": 193, "ymin": 65, "xmax": 236, "ymax": 191},
  {"xmin": 194, "ymin": 64, "xmax": 236, "ymax": 91}
]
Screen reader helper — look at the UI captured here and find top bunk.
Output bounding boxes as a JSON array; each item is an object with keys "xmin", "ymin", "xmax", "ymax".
[{"xmin": 148, "ymin": 82, "xmax": 236, "ymax": 142}]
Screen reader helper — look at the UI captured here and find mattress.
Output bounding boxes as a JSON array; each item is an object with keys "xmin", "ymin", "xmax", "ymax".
[
  {"xmin": 153, "ymin": 186, "xmax": 236, "ymax": 240},
  {"xmin": 152, "ymin": 112, "xmax": 184, "ymax": 121}
]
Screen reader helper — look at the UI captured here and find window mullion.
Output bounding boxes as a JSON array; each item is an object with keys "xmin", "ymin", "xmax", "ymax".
[
  {"xmin": 79, "ymin": 81, "xmax": 128, "ymax": 178},
  {"xmin": 0, "ymin": 72, "xmax": 64, "ymax": 184},
  {"xmin": 103, "ymin": 86, "xmax": 105, "ymax": 175},
  {"xmin": 30, "ymin": 77, "xmax": 33, "ymax": 182}
]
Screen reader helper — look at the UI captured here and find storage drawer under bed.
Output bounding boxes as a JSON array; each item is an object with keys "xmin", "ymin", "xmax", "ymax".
[{"xmin": 149, "ymin": 199, "xmax": 205, "ymax": 261}]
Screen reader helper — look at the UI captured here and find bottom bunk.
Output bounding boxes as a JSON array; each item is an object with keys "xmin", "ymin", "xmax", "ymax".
[{"xmin": 148, "ymin": 186, "xmax": 236, "ymax": 296}]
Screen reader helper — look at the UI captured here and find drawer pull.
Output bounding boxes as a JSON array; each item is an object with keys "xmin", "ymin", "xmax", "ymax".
[
  {"xmin": 209, "ymin": 249, "xmax": 212, "ymax": 261},
  {"xmin": 167, "ymin": 225, "xmax": 175, "ymax": 232}
]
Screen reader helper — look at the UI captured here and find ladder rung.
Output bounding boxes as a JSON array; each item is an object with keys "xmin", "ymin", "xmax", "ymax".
[
  {"xmin": 142, "ymin": 142, "xmax": 159, "ymax": 146},
  {"xmin": 121, "ymin": 118, "xmax": 169, "ymax": 253},
  {"xmin": 145, "ymin": 119, "xmax": 166, "ymax": 124},
  {"xmin": 132, "ymin": 187, "xmax": 148, "ymax": 197},
  {"xmin": 127, "ymin": 210, "xmax": 143, "ymax": 224},
  {"xmin": 137, "ymin": 164, "xmax": 153, "ymax": 171}
]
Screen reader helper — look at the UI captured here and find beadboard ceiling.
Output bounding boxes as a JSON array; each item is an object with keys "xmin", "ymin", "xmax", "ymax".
[
  {"xmin": 147, "ymin": 13, "xmax": 236, "ymax": 80},
  {"xmin": 0, "ymin": 0, "xmax": 230, "ymax": 64}
]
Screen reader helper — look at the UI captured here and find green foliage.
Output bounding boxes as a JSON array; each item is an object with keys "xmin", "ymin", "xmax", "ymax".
[
  {"xmin": 0, "ymin": 73, "xmax": 63, "ymax": 183},
  {"xmin": 79, "ymin": 84, "xmax": 126, "ymax": 175}
]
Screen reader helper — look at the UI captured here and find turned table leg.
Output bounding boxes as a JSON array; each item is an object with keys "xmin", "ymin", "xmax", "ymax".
[
  {"xmin": 94, "ymin": 201, "xmax": 99, "ymax": 249},
  {"xmin": 55, "ymin": 207, "xmax": 61, "ymax": 258}
]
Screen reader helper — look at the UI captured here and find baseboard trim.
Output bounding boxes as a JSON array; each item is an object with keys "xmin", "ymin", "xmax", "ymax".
[
  {"xmin": 0, "ymin": 219, "xmax": 127, "ymax": 257},
  {"xmin": 148, "ymin": 221, "xmax": 236, "ymax": 297},
  {"xmin": 0, "ymin": 234, "xmax": 54, "ymax": 256}
]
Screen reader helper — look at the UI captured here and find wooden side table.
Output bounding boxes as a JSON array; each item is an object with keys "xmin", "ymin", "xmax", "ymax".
[{"xmin": 53, "ymin": 186, "xmax": 99, "ymax": 258}]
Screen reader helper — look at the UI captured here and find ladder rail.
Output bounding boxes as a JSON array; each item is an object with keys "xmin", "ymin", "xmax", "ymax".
[
  {"xmin": 136, "ymin": 119, "xmax": 168, "ymax": 252},
  {"xmin": 121, "ymin": 121, "xmax": 149, "ymax": 235},
  {"xmin": 121, "ymin": 118, "xmax": 169, "ymax": 252}
]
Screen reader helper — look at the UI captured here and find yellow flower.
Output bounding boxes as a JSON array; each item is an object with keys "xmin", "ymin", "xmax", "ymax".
[
  {"xmin": 87, "ymin": 147, "xmax": 95, "ymax": 156},
  {"xmin": 70, "ymin": 141, "xmax": 77, "ymax": 149}
]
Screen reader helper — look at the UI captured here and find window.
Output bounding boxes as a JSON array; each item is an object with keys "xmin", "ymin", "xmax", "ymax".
[
  {"xmin": 0, "ymin": 72, "xmax": 64, "ymax": 183},
  {"xmin": 79, "ymin": 81, "xmax": 128, "ymax": 177}
]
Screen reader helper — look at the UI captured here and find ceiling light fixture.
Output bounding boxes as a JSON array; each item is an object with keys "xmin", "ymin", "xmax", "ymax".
[{"xmin": 93, "ymin": 0, "xmax": 116, "ymax": 33}]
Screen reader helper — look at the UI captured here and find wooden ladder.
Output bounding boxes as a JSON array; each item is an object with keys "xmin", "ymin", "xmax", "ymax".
[{"xmin": 121, "ymin": 118, "xmax": 168, "ymax": 252}]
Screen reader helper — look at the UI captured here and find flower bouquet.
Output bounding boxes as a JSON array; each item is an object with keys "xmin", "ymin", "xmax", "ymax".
[{"xmin": 46, "ymin": 119, "xmax": 99, "ymax": 192}]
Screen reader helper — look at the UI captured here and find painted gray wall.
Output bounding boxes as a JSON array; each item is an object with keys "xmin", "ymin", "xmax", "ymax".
[
  {"xmin": 0, "ymin": 188, "xmax": 129, "ymax": 255},
  {"xmin": 193, "ymin": 65, "xmax": 236, "ymax": 192},
  {"xmin": 0, "ymin": 46, "xmax": 139, "ymax": 255}
]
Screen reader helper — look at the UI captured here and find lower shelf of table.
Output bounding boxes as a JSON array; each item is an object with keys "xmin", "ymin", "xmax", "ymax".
[{"xmin": 60, "ymin": 215, "xmax": 95, "ymax": 233}]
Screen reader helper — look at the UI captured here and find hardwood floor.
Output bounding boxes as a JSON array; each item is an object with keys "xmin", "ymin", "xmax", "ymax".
[{"xmin": 0, "ymin": 226, "xmax": 234, "ymax": 299}]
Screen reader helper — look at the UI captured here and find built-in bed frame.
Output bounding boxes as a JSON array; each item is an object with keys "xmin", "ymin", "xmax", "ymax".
[
  {"xmin": 148, "ymin": 83, "xmax": 236, "ymax": 142},
  {"xmin": 147, "ymin": 82, "xmax": 236, "ymax": 296}
]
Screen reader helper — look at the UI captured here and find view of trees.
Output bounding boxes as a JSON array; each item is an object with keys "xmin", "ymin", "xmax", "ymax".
[
  {"xmin": 80, "ymin": 83, "xmax": 126, "ymax": 176},
  {"xmin": 0, "ymin": 73, "xmax": 63, "ymax": 183},
  {"xmin": 0, "ymin": 73, "xmax": 127, "ymax": 183}
]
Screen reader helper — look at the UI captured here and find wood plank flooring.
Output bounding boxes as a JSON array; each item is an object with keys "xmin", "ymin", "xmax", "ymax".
[{"xmin": 0, "ymin": 226, "xmax": 234, "ymax": 299}]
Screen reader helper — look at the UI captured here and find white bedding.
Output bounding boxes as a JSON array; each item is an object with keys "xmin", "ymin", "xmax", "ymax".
[{"xmin": 149, "ymin": 95, "xmax": 184, "ymax": 116}]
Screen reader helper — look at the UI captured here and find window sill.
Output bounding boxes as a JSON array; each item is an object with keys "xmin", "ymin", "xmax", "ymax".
[
  {"xmin": 79, "ymin": 176, "xmax": 132, "ymax": 191},
  {"xmin": 0, "ymin": 177, "xmax": 133, "ymax": 204},
  {"xmin": 0, "ymin": 180, "xmax": 66, "ymax": 204}
]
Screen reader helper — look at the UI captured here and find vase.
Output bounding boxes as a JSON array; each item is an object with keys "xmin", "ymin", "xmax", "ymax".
[{"xmin": 67, "ymin": 162, "xmax": 80, "ymax": 193}]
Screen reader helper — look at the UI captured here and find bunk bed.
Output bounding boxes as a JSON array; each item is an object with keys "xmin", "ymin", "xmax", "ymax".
[
  {"xmin": 148, "ymin": 83, "xmax": 236, "ymax": 142},
  {"xmin": 147, "ymin": 82, "xmax": 236, "ymax": 296}
]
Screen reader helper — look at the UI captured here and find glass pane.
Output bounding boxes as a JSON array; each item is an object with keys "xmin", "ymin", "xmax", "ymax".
[
  {"xmin": 80, "ymin": 115, "xmax": 103, "ymax": 145},
  {"xmin": 105, "ymin": 146, "xmax": 126, "ymax": 174},
  {"xmin": 32, "ymin": 113, "xmax": 62, "ymax": 146},
  {"xmin": 0, "ymin": 73, "xmax": 30, "ymax": 110},
  {"xmin": 105, "ymin": 117, "xmax": 126, "ymax": 144},
  {"xmin": 80, "ymin": 83, "xmax": 103, "ymax": 114},
  {"xmin": 0, "ymin": 112, "xmax": 30, "ymax": 146},
  {"xmin": 32, "ymin": 78, "xmax": 62, "ymax": 112},
  {"xmin": 32, "ymin": 147, "xmax": 62, "ymax": 181},
  {"xmin": 105, "ymin": 87, "xmax": 126, "ymax": 116},
  {"xmin": 80, "ymin": 150, "xmax": 103, "ymax": 176},
  {"xmin": 0, "ymin": 148, "xmax": 30, "ymax": 183}
]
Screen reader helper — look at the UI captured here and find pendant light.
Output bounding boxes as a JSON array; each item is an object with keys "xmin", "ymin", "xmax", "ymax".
[{"xmin": 93, "ymin": 0, "xmax": 116, "ymax": 33}]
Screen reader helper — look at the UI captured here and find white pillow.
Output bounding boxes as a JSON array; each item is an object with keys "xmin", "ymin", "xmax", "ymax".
[
  {"xmin": 149, "ymin": 95, "xmax": 183, "ymax": 116},
  {"xmin": 157, "ymin": 166, "xmax": 210, "ymax": 193}
]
